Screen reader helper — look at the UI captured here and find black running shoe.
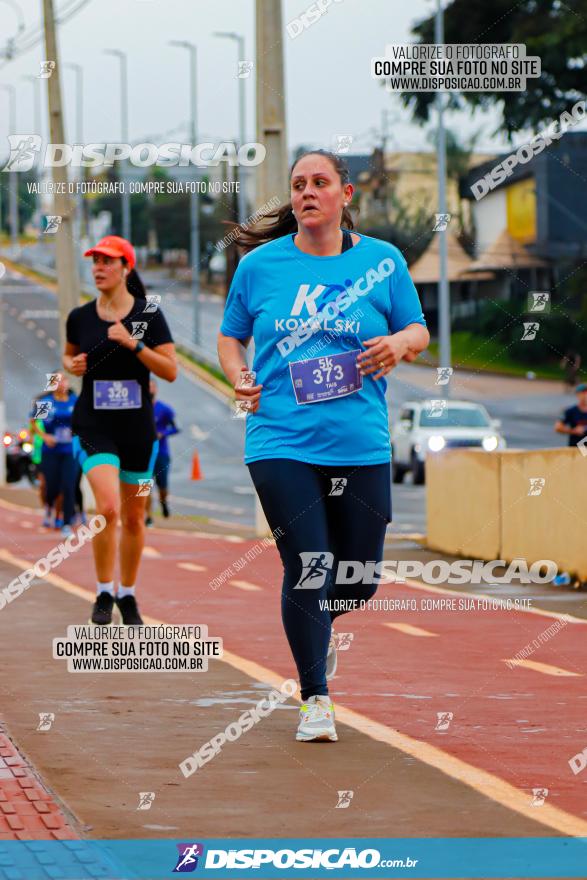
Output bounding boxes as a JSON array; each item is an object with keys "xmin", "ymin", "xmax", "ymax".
[
  {"xmin": 115, "ymin": 594, "xmax": 144, "ymax": 625},
  {"xmin": 161, "ymin": 500, "xmax": 170, "ymax": 518},
  {"xmin": 145, "ymin": 515, "xmax": 154, "ymax": 528},
  {"xmin": 91, "ymin": 591, "xmax": 114, "ymax": 625}
]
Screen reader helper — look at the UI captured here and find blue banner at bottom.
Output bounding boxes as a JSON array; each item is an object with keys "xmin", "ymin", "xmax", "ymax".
[{"xmin": 0, "ymin": 838, "xmax": 586, "ymax": 879}]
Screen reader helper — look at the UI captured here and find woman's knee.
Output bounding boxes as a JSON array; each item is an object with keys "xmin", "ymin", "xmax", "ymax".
[
  {"xmin": 96, "ymin": 497, "xmax": 119, "ymax": 525},
  {"xmin": 121, "ymin": 508, "xmax": 144, "ymax": 535}
]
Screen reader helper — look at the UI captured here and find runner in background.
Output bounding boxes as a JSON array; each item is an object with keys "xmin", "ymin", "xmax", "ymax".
[
  {"xmin": 145, "ymin": 379, "xmax": 180, "ymax": 527},
  {"xmin": 555, "ymin": 382, "xmax": 587, "ymax": 447},
  {"xmin": 218, "ymin": 149, "xmax": 428, "ymax": 743},
  {"xmin": 29, "ymin": 403, "xmax": 50, "ymax": 526},
  {"xmin": 31, "ymin": 375, "xmax": 78, "ymax": 536},
  {"xmin": 63, "ymin": 236, "xmax": 177, "ymax": 626}
]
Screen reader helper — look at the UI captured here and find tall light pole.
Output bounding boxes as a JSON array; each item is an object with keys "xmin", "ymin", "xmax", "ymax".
[
  {"xmin": 435, "ymin": 0, "xmax": 451, "ymax": 395},
  {"xmin": 0, "ymin": 85, "xmax": 19, "ymax": 252},
  {"xmin": 104, "ymin": 49, "xmax": 131, "ymax": 241},
  {"xmin": 22, "ymin": 75, "xmax": 42, "ymax": 232},
  {"xmin": 213, "ymin": 31, "xmax": 247, "ymax": 225},
  {"xmin": 170, "ymin": 39, "xmax": 200, "ymax": 345},
  {"xmin": 64, "ymin": 63, "xmax": 85, "ymax": 250},
  {"xmin": 0, "ymin": 0, "xmax": 25, "ymax": 60}
]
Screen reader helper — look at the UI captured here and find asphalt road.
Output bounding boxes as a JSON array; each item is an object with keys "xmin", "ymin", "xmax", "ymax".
[{"xmin": 0, "ymin": 258, "xmax": 574, "ymax": 533}]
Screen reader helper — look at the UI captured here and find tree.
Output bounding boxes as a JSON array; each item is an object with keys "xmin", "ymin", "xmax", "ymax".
[{"xmin": 400, "ymin": 0, "xmax": 587, "ymax": 138}]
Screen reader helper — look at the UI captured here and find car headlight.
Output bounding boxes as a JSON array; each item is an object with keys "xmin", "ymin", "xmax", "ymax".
[
  {"xmin": 22, "ymin": 442, "xmax": 33, "ymax": 453},
  {"xmin": 482, "ymin": 435, "xmax": 499, "ymax": 451},
  {"xmin": 427, "ymin": 435, "xmax": 446, "ymax": 452}
]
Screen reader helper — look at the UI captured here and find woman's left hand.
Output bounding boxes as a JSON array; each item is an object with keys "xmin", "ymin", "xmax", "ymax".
[
  {"xmin": 356, "ymin": 334, "xmax": 410, "ymax": 380},
  {"xmin": 108, "ymin": 321, "xmax": 136, "ymax": 350}
]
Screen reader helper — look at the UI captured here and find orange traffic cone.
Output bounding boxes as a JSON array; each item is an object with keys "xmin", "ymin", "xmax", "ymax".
[{"xmin": 191, "ymin": 450, "xmax": 203, "ymax": 480}]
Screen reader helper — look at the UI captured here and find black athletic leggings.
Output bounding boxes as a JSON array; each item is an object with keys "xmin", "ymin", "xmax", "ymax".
[
  {"xmin": 248, "ymin": 459, "xmax": 391, "ymax": 700},
  {"xmin": 41, "ymin": 451, "xmax": 78, "ymax": 526}
]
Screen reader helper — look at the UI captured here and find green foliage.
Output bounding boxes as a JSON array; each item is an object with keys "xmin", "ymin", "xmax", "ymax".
[
  {"xmin": 0, "ymin": 172, "xmax": 36, "ymax": 232},
  {"xmin": 455, "ymin": 298, "xmax": 587, "ymax": 366},
  {"xmin": 400, "ymin": 0, "xmax": 587, "ymax": 138}
]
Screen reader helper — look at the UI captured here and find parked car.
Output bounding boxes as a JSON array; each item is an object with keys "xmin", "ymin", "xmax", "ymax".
[
  {"xmin": 3, "ymin": 429, "xmax": 35, "ymax": 484},
  {"xmin": 390, "ymin": 400, "xmax": 506, "ymax": 485}
]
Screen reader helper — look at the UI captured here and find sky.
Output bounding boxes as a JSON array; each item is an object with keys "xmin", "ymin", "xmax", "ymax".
[{"xmin": 0, "ymin": 0, "xmax": 582, "ymax": 161}]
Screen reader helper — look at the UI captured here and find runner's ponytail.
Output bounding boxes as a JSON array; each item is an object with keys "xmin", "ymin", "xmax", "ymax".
[{"xmin": 125, "ymin": 266, "xmax": 147, "ymax": 300}]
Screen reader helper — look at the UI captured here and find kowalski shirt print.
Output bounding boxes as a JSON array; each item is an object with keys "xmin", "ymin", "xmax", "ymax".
[{"xmin": 220, "ymin": 232, "xmax": 427, "ymax": 467}]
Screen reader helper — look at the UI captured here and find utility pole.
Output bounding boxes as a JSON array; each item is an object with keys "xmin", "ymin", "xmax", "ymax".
[
  {"xmin": 213, "ymin": 32, "xmax": 248, "ymax": 225},
  {"xmin": 435, "ymin": 0, "xmax": 451, "ymax": 395},
  {"xmin": 43, "ymin": 0, "xmax": 80, "ymax": 352},
  {"xmin": 23, "ymin": 75, "xmax": 43, "ymax": 232},
  {"xmin": 104, "ymin": 49, "xmax": 131, "ymax": 241},
  {"xmin": 65, "ymin": 63, "xmax": 84, "ymax": 243},
  {"xmin": 255, "ymin": 0, "xmax": 288, "ymax": 209},
  {"xmin": 380, "ymin": 108, "xmax": 394, "ymax": 223},
  {"xmin": 0, "ymin": 85, "xmax": 19, "ymax": 252},
  {"xmin": 170, "ymin": 40, "xmax": 200, "ymax": 346}
]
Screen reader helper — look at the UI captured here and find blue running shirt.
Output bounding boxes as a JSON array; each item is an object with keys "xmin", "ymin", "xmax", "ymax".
[{"xmin": 220, "ymin": 233, "xmax": 426, "ymax": 465}]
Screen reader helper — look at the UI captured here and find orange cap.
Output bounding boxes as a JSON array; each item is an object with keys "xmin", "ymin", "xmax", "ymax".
[{"xmin": 84, "ymin": 235, "xmax": 136, "ymax": 270}]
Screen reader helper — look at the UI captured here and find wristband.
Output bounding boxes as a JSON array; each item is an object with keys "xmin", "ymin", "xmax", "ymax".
[{"xmin": 134, "ymin": 340, "xmax": 146, "ymax": 355}]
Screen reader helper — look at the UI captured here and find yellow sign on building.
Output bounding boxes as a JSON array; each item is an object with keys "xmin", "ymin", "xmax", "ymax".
[{"xmin": 506, "ymin": 177, "xmax": 536, "ymax": 243}]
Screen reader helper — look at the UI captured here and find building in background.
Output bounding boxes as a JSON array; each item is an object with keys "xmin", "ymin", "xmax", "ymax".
[{"xmin": 461, "ymin": 132, "xmax": 587, "ymax": 300}]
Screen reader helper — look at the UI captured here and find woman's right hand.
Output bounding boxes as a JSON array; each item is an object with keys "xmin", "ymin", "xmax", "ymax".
[
  {"xmin": 70, "ymin": 353, "xmax": 88, "ymax": 376},
  {"xmin": 43, "ymin": 434, "xmax": 57, "ymax": 448},
  {"xmin": 234, "ymin": 366, "xmax": 263, "ymax": 414}
]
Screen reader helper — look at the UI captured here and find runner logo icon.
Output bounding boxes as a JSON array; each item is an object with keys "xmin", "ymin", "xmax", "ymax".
[
  {"xmin": 173, "ymin": 843, "xmax": 204, "ymax": 872},
  {"xmin": 1, "ymin": 135, "xmax": 42, "ymax": 172},
  {"xmin": 131, "ymin": 322, "xmax": 148, "ymax": 339},
  {"xmin": 294, "ymin": 552, "xmax": 334, "ymax": 589},
  {"xmin": 329, "ymin": 477, "xmax": 347, "ymax": 496}
]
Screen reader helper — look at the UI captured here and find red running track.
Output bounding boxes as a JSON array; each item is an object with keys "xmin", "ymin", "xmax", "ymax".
[{"xmin": 2, "ymin": 505, "xmax": 587, "ymax": 826}]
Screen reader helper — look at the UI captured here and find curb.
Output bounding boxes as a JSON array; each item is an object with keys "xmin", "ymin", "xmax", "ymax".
[{"xmin": 0, "ymin": 725, "xmax": 79, "ymax": 841}]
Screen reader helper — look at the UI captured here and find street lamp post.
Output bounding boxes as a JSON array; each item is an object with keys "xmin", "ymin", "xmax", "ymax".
[
  {"xmin": 0, "ymin": 85, "xmax": 19, "ymax": 253},
  {"xmin": 22, "ymin": 75, "xmax": 42, "ymax": 232},
  {"xmin": 64, "ymin": 63, "xmax": 85, "ymax": 256},
  {"xmin": 0, "ymin": 0, "xmax": 25, "ymax": 59},
  {"xmin": 104, "ymin": 49, "xmax": 131, "ymax": 241},
  {"xmin": 213, "ymin": 31, "xmax": 247, "ymax": 225},
  {"xmin": 434, "ymin": 0, "xmax": 451, "ymax": 396},
  {"xmin": 170, "ymin": 39, "xmax": 200, "ymax": 345}
]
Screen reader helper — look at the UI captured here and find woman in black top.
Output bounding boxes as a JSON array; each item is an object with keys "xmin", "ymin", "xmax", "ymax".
[{"xmin": 63, "ymin": 236, "xmax": 177, "ymax": 625}]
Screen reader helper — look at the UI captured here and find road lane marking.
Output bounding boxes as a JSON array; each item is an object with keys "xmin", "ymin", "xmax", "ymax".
[
  {"xmin": 503, "ymin": 658, "xmax": 582, "ymax": 677},
  {"xmin": 142, "ymin": 546, "xmax": 161, "ymax": 558},
  {"xmin": 170, "ymin": 494, "xmax": 245, "ymax": 516},
  {"xmin": 229, "ymin": 579, "xmax": 262, "ymax": 592},
  {"xmin": 383, "ymin": 622, "xmax": 437, "ymax": 637},
  {"xmin": 396, "ymin": 577, "xmax": 586, "ymax": 626},
  {"xmin": 189, "ymin": 424, "xmax": 210, "ymax": 441},
  {"xmin": 0, "ymin": 547, "xmax": 586, "ymax": 837},
  {"xmin": 177, "ymin": 562, "xmax": 207, "ymax": 572}
]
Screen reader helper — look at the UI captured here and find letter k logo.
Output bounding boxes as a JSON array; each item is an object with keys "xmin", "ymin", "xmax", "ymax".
[{"xmin": 290, "ymin": 283, "xmax": 326, "ymax": 316}]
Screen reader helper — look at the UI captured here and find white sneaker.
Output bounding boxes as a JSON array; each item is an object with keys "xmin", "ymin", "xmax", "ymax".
[
  {"xmin": 326, "ymin": 635, "xmax": 337, "ymax": 680},
  {"xmin": 296, "ymin": 695, "xmax": 338, "ymax": 742}
]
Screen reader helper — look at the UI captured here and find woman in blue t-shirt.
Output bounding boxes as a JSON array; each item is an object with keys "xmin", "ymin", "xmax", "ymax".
[
  {"xmin": 218, "ymin": 149, "xmax": 429, "ymax": 743},
  {"xmin": 33, "ymin": 374, "xmax": 79, "ymax": 536}
]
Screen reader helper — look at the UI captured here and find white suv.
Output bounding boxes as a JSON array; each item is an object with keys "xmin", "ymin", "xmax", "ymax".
[{"xmin": 390, "ymin": 399, "xmax": 506, "ymax": 484}]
